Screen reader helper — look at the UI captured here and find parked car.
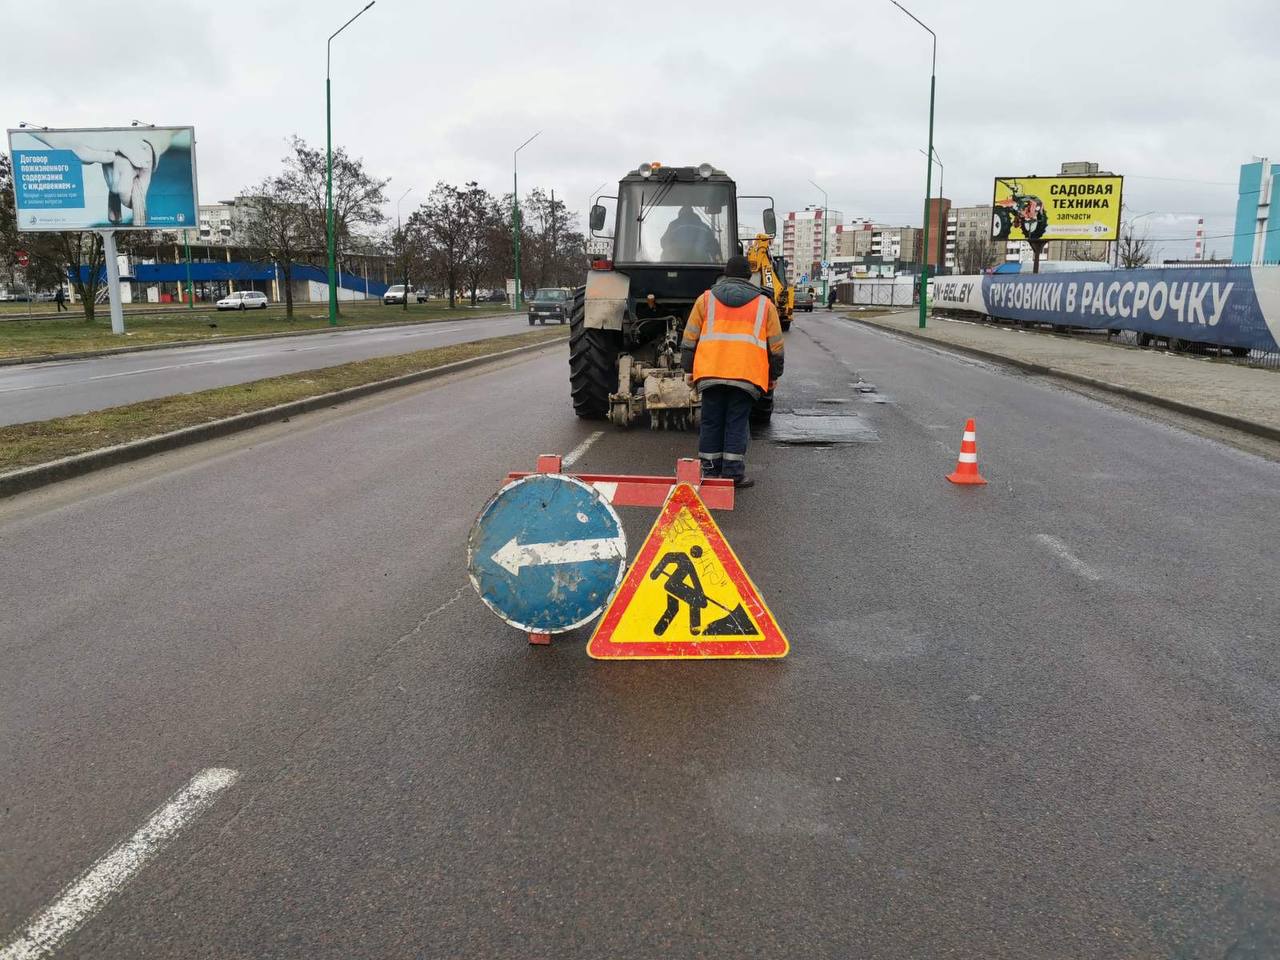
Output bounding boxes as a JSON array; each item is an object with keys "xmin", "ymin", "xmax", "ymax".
[
  {"xmin": 34, "ymin": 290, "xmax": 59, "ymax": 302},
  {"xmin": 383, "ymin": 284, "xmax": 422, "ymax": 305},
  {"xmin": 485, "ymin": 289, "xmax": 508, "ymax": 303},
  {"xmin": 216, "ymin": 290, "xmax": 270, "ymax": 311},
  {"xmin": 527, "ymin": 287, "xmax": 572, "ymax": 325},
  {"xmin": 795, "ymin": 288, "xmax": 815, "ymax": 312}
]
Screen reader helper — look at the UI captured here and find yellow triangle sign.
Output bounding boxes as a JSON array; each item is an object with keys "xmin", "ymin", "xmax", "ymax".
[{"xmin": 587, "ymin": 483, "xmax": 788, "ymax": 659}]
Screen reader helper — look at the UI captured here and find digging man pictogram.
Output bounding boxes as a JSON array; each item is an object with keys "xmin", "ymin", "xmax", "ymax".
[{"xmin": 649, "ymin": 545, "xmax": 759, "ymax": 638}]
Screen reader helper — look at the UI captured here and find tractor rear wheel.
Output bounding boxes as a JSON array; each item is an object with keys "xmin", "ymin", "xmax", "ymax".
[{"xmin": 568, "ymin": 286, "xmax": 619, "ymax": 419}]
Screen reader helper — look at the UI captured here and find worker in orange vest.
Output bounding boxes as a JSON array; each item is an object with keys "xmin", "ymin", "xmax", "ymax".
[{"xmin": 680, "ymin": 255, "xmax": 785, "ymax": 489}]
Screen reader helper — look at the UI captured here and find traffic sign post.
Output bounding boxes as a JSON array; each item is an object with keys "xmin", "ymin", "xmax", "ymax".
[
  {"xmin": 469, "ymin": 457, "xmax": 627, "ymax": 645},
  {"xmin": 587, "ymin": 483, "xmax": 788, "ymax": 660}
]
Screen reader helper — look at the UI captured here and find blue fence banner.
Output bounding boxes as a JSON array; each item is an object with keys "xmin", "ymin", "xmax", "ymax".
[{"xmin": 934, "ymin": 266, "xmax": 1280, "ymax": 353}]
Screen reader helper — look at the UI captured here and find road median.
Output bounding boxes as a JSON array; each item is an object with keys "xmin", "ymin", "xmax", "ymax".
[
  {"xmin": 0, "ymin": 328, "xmax": 566, "ymax": 498},
  {"xmin": 839, "ymin": 309, "xmax": 1280, "ymax": 444}
]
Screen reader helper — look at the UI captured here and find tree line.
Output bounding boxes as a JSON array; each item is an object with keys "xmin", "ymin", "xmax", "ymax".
[{"xmin": 0, "ymin": 139, "xmax": 589, "ymax": 321}]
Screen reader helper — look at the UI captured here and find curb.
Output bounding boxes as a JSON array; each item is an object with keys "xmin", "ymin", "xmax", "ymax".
[
  {"xmin": 0, "ymin": 311, "xmax": 521, "ymax": 367},
  {"xmin": 0, "ymin": 336, "xmax": 566, "ymax": 499},
  {"xmin": 841, "ymin": 315, "xmax": 1280, "ymax": 445}
]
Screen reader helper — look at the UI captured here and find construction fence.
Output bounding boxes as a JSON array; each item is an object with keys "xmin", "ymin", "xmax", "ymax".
[
  {"xmin": 834, "ymin": 278, "xmax": 917, "ymax": 308},
  {"xmin": 930, "ymin": 263, "xmax": 1280, "ymax": 370}
]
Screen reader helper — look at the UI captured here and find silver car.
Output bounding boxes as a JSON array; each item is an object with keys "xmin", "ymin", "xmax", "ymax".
[{"xmin": 216, "ymin": 290, "xmax": 269, "ymax": 311}]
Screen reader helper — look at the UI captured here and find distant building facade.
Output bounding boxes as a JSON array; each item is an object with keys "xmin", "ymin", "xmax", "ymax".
[
  {"xmin": 1233, "ymin": 158, "xmax": 1279, "ymax": 264},
  {"xmin": 781, "ymin": 208, "xmax": 843, "ymax": 284}
]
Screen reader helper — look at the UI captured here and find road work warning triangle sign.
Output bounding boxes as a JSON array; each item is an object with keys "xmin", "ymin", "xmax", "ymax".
[{"xmin": 587, "ymin": 483, "xmax": 788, "ymax": 660}]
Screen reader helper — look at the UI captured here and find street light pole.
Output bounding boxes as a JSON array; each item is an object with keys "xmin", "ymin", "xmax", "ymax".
[
  {"xmin": 512, "ymin": 131, "xmax": 541, "ymax": 310},
  {"xmin": 397, "ymin": 186, "xmax": 412, "ymax": 312},
  {"xmin": 326, "ymin": 1, "xmax": 376, "ymax": 327},
  {"xmin": 808, "ymin": 179, "xmax": 829, "ymax": 304},
  {"xmin": 892, "ymin": 0, "xmax": 936, "ymax": 329}
]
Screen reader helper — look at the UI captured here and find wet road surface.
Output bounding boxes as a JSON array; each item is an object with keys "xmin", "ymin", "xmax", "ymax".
[
  {"xmin": 2, "ymin": 312, "xmax": 1277, "ymax": 958},
  {"xmin": 0, "ymin": 313, "xmax": 530, "ymax": 425}
]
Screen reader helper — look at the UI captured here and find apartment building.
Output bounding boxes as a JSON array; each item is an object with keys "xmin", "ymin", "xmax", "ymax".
[{"xmin": 781, "ymin": 207, "xmax": 843, "ymax": 283}]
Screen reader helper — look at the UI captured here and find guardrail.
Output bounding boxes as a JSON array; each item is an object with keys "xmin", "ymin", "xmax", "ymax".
[{"xmin": 932, "ymin": 265, "xmax": 1280, "ymax": 369}]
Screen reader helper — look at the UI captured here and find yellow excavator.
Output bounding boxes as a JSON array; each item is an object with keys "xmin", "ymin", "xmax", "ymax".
[{"xmin": 746, "ymin": 234, "xmax": 795, "ymax": 331}]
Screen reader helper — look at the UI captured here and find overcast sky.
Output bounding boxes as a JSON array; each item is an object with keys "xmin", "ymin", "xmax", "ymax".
[{"xmin": 3, "ymin": 0, "xmax": 1277, "ymax": 259}]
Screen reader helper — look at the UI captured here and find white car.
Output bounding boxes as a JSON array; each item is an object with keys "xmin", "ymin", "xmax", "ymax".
[
  {"xmin": 382, "ymin": 284, "xmax": 422, "ymax": 305},
  {"xmin": 216, "ymin": 290, "xmax": 269, "ymax": 311}
]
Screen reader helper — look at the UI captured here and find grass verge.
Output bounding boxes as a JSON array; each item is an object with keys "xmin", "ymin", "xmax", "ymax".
[
  {"xmin": 0, "ymin": 328, "xmax": 565, "ymax": 473},
  {"xmin": 0, "ymin": 300, "xmax": 515, "ymax": 360}
]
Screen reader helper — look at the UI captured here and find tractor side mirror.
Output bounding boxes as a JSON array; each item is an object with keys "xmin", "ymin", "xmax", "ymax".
[
  {"xmin": 590, "ymin": 204, "xmax": 607, "ymax": 231},
  {"xmin": 762, "ymin": 208, "xmax": 777, "ymax": 236}
]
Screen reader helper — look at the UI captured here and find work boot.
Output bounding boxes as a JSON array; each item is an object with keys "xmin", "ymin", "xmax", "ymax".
[{"xmin": 733, "ymin": 477, "xmax": 755, "ymax": 489}]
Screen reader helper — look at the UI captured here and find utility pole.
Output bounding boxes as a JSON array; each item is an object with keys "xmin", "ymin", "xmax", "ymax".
[
  {"xmin": 892, "ymin": 1, "xmax": 936, "ymax": 328},
  {"xmin": 512, "ymin": 131, "xmax": 541, "ymax": 310},
  {"xmin": 808, "ymin": 179, "xmax": 829, "ymax": 304},
  {"xmin": 326, "ymin": 1, "xmax": 376, "ymax": 326},
  {"xmin": 397, "ymin": 186, "xmax": 412, "ymax": 311}
]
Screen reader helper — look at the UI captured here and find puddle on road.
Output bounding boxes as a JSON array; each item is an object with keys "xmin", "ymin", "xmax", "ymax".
[{"xmin": 769, "ymin": 413, "xmax": 879, "ymax": 444}]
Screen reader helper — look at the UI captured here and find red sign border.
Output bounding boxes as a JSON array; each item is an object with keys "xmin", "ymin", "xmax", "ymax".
[{"xmin": 587, "ymin": 483, "xmax": 788, "ymax": 660}]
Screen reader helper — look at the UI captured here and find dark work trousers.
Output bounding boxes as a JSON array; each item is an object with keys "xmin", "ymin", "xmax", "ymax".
[{"xmin": 698, "ymin": 385, "xmax": 754, "ymax": 480}]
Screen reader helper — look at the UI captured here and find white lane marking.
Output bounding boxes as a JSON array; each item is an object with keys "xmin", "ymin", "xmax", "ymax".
[
  {"xmin": 563, "ymin": 431, "xmax": 604, "ymax": 467},
  {"xmin": 491, "ymin": 534, "xmax": 626, "ymax": 575},
  {"xmin": 0, "ymin": 768, "xmax": 240, "ymax": 960},
  {"xmin": 1034, "ymin": 534, "xmax": 1102, "ymax": 582}
]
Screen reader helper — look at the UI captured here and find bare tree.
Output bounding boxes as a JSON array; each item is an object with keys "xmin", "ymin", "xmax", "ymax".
[
  {"xmin": 519, "ymin": 188, "xmax": 589, "ymax": 289},
  {"xmin": 236, "ymin": 181, "xmax": 307, "ymax": 317},
  {"xmin": 459, "ymin": 184, "xmax": 501, "ymax": 306},
  {"xmin": 956, "ymin": 234, "xmax": 1003, "ymax": 274},
  {"xmin": 21, "ymin": 232, "xmax": 105, "ymax": 321},
  {"xmin": 1117, "ymin": 225, "xmax": 1153, "ymax": 269},
  {"xmin": 0, "ymin": 154, "xmax": 18, "ymax": 288},
  {"xmin": 413, "ymin": 183, "xmax": 468, "ymax": 308},
  {"xmin": 275, "ymin": 136, "xmax": 388, "ymax": 310}
]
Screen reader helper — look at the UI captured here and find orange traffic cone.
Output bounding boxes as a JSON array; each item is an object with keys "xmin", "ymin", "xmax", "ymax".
[{"xmin": 947, "ymin": 418, "xmax": 987, "ymax": 485}]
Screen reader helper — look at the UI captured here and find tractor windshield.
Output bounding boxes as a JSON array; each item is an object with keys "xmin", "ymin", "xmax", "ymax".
[{"xmin": 615, "ymin": 181, "xmax": 734, "ymax": 265}]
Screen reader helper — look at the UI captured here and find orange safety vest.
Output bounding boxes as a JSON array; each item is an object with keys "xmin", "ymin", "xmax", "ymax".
[{"xmin": 691, "ymin": 292, "xmax": 771, "ymax": 392}]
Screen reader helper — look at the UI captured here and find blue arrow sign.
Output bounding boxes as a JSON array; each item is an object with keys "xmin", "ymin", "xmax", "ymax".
[{"xmin": 468, "ymin": 474, "xmax": 627, "ymax": 633}]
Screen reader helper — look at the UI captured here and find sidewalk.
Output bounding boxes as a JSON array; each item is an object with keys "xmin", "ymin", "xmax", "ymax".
[{"xmin": 839, "ymin": 309, "xmax": 1280, "ymax": 442}]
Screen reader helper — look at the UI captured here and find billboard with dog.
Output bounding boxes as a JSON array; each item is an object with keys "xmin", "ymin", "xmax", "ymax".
[{"xmin": 7, "ymin": 126, "xmax": 198, "ymax": 231}]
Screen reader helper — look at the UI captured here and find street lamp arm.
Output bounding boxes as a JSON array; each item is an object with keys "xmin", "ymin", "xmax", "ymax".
[
  {"xmin": 328, "ymin": 1, "xmax": 376, "ymax": 76},
  {"xmin": 890, "ymin": 0, "xmax": 936, "ymax": 69},
  {"xmin": 514, "ymin": 130, "xmax": 542, "ymax": 164}
]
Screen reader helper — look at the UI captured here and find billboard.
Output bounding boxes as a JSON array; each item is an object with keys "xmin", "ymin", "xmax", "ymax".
[
  {"xmin": 991, "ymin": 175, "xmax": 1123, "ymax": 243},
  {"xmin": 6, "ymin": 126, "xmax": 198, "ymax": 231}
]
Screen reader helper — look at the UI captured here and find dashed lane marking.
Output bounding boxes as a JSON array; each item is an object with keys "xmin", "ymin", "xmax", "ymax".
[
  {"xmin": 563, "ymin": 431, "xmax": 604, "ymax": 467},
  {"xmin": 0, "ymin": 768, "xmax": 241, "ymax": 960},
  {"xmin": 1034, "ymin": 534, "xmax": 1102, "ymax": 581}
]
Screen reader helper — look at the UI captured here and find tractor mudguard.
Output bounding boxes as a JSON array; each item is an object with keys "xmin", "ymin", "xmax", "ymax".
[{"xmin": 584, "ymin": 269, "xmax": 630, "ymax": 331}]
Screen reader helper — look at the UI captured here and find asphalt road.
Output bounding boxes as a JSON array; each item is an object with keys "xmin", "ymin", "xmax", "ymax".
[
  {"xmin": 0, "ymin": 312, "xmax": 536, "ymax": 425},
  {"xmin": 3, "ymin": 310, "xmax": 1278, "ymax": 959}
]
